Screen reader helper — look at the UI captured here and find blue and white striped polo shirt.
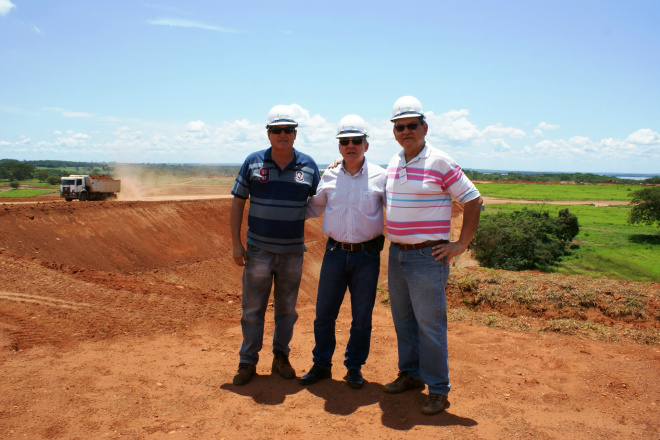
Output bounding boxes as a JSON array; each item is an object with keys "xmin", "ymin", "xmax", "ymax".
[{"xmin": 231, "ymin": 147, "xmax": 320, "ymax": 253}]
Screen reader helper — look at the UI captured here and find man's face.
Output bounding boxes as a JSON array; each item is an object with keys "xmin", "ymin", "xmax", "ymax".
[
  {"xmin": 393, "ymin": 117, "xmax": 427, "ymax": 151},
  {"xmin": 267, "ymin": 125, "xmax": 297, "ymax": 150},
  {"xmin": 338, "ymin": 136, "xmax": 369, "ymax": 164}
]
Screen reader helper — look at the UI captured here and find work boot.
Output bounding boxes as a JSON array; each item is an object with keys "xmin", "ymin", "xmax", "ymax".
[
  {"xmin": 344, "ymin": 368, "xmax": 364, "ymax": 389},
  {"xmin": 232, "ymin": 363, "xmax": 256, "ymax": 386},
  {"xmin": 297, "ymin": 364, "xmax": 332, "ymax": 385},
  {"xmin": 272, "ymin": 350, "xmax": 296, "ymax": 379},
  {"xmin": 421, "ymin": 392, "xmax": 451, "ymax": 415},
  {"xmin": 383, "ymin": 371, "xmax": 425, "ymax": 394}
]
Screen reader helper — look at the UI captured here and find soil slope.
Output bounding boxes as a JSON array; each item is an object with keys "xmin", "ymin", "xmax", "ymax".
[{"xmin": 0, "ymin": 196, "xmax": 659, "ymax": 440}]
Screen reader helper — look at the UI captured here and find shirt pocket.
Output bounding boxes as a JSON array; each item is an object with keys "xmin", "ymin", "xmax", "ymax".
[{"xmin": 359, "ymin": 190, "xmax": 382, "ymax": 216}]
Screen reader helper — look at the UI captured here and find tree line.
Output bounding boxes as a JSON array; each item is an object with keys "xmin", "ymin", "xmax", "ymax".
[
  {"xmin": 1, "ymin": 160, "xmax": 243, "ymax": 183},
  {"xmin": 463, "ymin": 169, "xmax": 660, "ymax": 185},
  {"xmin": 3, "ymin": 159, "xmax": 658, "ymax": 185}
]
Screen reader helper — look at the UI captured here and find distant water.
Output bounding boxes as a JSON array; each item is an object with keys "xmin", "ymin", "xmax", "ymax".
[
  {"xmin": 612, "ymin": 175, "xmax": 654, "ymax": 181},
  {"xmin": 471, "ymin": 169, "xmax": 658, "ymax": 180}
]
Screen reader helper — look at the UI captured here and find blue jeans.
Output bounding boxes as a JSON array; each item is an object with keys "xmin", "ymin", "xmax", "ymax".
[
  {"xmin": 312, "ymin": 241, "xmax": 380, "ymax": 370},
  {"xmin": 388, "ymin": 243, "xmax": 451, "ymax": 395},
  {"xmin": 239, "ymin": 244, "xmax": 303, "ymax": 365}
]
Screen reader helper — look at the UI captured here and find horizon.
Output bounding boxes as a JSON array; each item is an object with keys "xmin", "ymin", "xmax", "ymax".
[
  {"xmin": 1, "ymin": 1, "xmax": 658, "ymax": 173},
  {"xmin": 5, "ymin": 158, "xmax": 658, "ymax": 178}
]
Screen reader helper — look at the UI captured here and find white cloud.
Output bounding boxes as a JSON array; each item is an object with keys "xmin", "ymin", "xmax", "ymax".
[
  {"xmin": 491, "ymin": 139, "xmax": 513, "ymax": 152},
  {"xmin": 0, "ymin": 0, "xmax": 16, "ymax": 16},
  {"xmin": 533, "ymin": 121, "xmax": 560, "ymax": 137},
  {"xmin": 50, "ymin": 132, "xmax": 91, "ymax": 148},
  {"xmin": 483, "ymin": 123, "xmax": 526, "ymax": 139},
  {"xmin": 45, "ymin": 107, "xmax": 95, "ymax": 118},
  {"xmin": 427, "ymin": 109, "xmax": 482, "ymax": 141},
  {"xmin": 147, "ymin": 17, "xmax": 237, "ymax": 33},
  {"xmin": 627, "ymin": 128, "xmax": 660, "ymax": 145},
  {"xmin": 5, "ymin": 103, "xmax": 659, "ymax": 173},
  {"xmin": 538, "ymin": 122, "xmax": 560, "ymax": 131},
  {"xmin": 186, "ymin": 120, "xmax": 207, "ymax": 132},
  {"xmin": 518, "ymin": 128, "xmax": 660, "ymax": 166}
]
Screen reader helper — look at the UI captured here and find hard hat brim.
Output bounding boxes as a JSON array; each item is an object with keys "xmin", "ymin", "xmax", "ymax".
[
  {"xmin": 267, "ymin": 120, "xmax": 298, "ymax": 128},
  {"xmin": 336, "ymin": 131, "xmax": 368, "ymax": 139},
  {"xmin": 390, "ymin": 111, "xmax": 425, "ymax": 122}
]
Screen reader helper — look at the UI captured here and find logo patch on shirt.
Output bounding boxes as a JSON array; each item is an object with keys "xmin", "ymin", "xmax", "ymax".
[
  {"xmin": 295, "ymin": 170, "xmax": 304, "ymax": 182},
  {"xmin": 259, "ymin": 167, "xmax": 270, "ymax": 182}
]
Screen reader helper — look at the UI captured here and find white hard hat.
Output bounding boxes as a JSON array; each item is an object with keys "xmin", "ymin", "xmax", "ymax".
[
  {"xmin": 266, "ymin": 104, "xmax": 298, "ymax": 127},
  {"xmin": 336, "ymin": 114, "xmax": 368, "ymax": 138},
  {"xmin": 390, "ymin": 96, "xmax": 425, "ymax": 121}
]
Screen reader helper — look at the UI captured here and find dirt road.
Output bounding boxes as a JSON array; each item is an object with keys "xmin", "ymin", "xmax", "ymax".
[{"xmin": 0, "ymin": 193, "xmax": 658, "ymax": 439}]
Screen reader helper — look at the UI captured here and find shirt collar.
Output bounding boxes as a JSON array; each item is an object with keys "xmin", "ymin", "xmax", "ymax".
[
  {"xmin": 265, "ymin": 147, "xmax": 301, "ymax": 168},
  {"xmin": 398, "ymin": 143, "xmax": 429, "ymax": 166},
  {"xmin": 340, "ymin": 159, "xmax": 366, "ymax": 176}
]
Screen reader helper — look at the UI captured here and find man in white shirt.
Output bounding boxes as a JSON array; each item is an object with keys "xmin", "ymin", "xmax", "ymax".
[{"xmin": 298, "ymin": 114, "xmax": 387, "ymax": 389}]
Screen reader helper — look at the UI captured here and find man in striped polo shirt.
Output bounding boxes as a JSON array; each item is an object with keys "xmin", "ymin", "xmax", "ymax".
[
  {"xmin": 383, "ymin": 96, "xmax": 483, "ymax": 415},
  {"xmin": 230, "ymin": 104, "xmax": 320, "ymax": 386}
]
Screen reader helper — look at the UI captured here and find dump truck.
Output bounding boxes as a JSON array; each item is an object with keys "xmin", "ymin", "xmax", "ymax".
[{"xmin": 60, "ymin": 174, "xmax": 121, "ymax": 201}]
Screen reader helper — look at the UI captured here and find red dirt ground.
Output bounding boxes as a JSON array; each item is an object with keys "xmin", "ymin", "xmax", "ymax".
[{"xmin": 0, "ymin": 191, "xmax": 659, "ymax": 440}]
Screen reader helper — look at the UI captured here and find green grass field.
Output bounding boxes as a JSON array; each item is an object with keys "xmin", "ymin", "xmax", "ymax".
[
  {"xmin": 0, "ymin": 188, "xmax": 59, "ymax": 198},
  {"xmin": 481, "ymin": 203, "xmax": 660, "ymax": 282},
  {"xmin": 475, "ymin": 182, "xmax": 641, "ymax": 201}
]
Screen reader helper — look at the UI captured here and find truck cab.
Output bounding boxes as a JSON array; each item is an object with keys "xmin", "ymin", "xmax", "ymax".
[{"xmin": 60, "ymin": 176, "xmax": 87, "ymax": 201}]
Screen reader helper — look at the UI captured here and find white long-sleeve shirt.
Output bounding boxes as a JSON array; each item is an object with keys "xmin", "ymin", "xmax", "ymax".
[{"xmin": 306, "ymin": 160, "xmax": 387, "ymax": 243}]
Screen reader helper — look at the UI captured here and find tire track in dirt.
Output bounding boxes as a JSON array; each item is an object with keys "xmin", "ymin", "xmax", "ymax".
[{"xmin": 0, "ymin": 291, "xmax": 94, "ymax": 310}]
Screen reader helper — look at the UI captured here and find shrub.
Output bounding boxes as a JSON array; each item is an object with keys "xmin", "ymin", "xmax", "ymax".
[
  {"xmin": 557, "ymin": 208, "xmax": 580, "ymax": 241},
  {"xmin": 472, "ymin": 208, "xmax": 579, "ymax": 271},
  {"xmin": 9, "ymin": 180, "xmax": 20, "ymax": 189},
  {"xmin": 628, "ymin": 186, "xmax": 660, "ymax": 228},
  {"xmin": 36, "ymin": 169, "xmax": 50, "ymax": 183}
]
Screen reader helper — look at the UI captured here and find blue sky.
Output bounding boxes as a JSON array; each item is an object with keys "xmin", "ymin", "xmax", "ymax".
[{"xmin": 1, "ymin": 0, "xmax": 659, "ymax": 174}]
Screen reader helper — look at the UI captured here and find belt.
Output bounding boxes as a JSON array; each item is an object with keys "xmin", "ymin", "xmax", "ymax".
[
  {"xmin": 328, "ymin": 236, "xmax": 384, "ymax": 252},
  {"xmin": 393, "ymin": 240, "xmax": 448, "ymax": 251}
]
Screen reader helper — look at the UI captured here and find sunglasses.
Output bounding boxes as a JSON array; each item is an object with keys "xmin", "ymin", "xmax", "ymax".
[
  {"xmin": 339, "ymin": 137, "xmax": 365, "ymax": 146},
  {"xmin": 394, "ymin": 122, "xmax": 422, "ymax": 132},
  {"xmin": 269, "ymin": 127, "xmax": 296, "ymax": 135}
]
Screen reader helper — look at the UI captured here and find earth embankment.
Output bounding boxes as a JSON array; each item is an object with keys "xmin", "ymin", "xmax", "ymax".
[{"xmin": 1, "ymin": 197, "xmax": 659, "ymax": 439}]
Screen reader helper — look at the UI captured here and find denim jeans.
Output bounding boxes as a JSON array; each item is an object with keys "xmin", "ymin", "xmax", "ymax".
[
  {"xmin": 239, "ymin": 244, "xmax": 303, "ymax": 365},
  {"xmin": 311, "ymin": 241, "xmax": 380, "ymax": 370},
  {"xmin": 388, "ymin": 242, "xmax": 451, "ymax": 395}
]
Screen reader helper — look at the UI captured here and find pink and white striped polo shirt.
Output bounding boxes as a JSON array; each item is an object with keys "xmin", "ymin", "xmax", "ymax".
[{"xmin": 385, "ymin": 143, "xmax": 480, "ymax": 244}]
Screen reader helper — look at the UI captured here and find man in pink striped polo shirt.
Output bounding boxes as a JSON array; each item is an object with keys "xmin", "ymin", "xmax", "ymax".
[{"xmin": 383, "ymin": 96, "xmax": 483, "ymax": 415}]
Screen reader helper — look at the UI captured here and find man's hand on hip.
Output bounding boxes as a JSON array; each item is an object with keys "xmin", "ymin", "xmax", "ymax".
[{"xmin": 431, "ymin": 241, "xmax": 468, "ymax": 265}]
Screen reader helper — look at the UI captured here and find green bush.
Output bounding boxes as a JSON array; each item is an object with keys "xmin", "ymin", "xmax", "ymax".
[
  {"xmin": 36, "ymin": 169, "xmax": 50, "ymax": 182},
  {"xmin": 472, "ymin": 208, "xmax": 579, "ymax": 271},
  {"xmin": 628, "ymin": 186, "xmax": 660, "ymax": 228},
  {"xmin": 9, "ymin": 180, "xmax": 20, "ymax": 189}
]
